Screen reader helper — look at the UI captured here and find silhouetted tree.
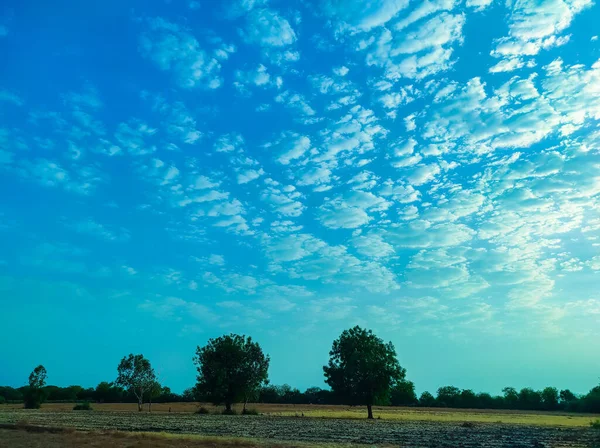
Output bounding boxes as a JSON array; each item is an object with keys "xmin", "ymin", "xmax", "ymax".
[
  {"xmin": 419, "ymin": 391, "xmax": 436, "ymax": 407},
  {"xmin": 116, "ymin": 354, "xmax": 156, "ymax": 411},
  {"xmin": 390, "ymin": 380, "xmax": 418, "ymax": 406},
  {"xmin": 459, "ymin": 389, "xmax": 478, "ymax": 408},
  {"xmin": 541, "ymin": 387, "xmax": 559, "ymax": 411},
  {"xmin": 24, "ymin": 365, "xmax": 47, "ymax": 409},
  {"xmin": 193, "ymin": 334, "xmax": 270, "ymax": 412},
  {"xmin": 324, "ymin": 326, "xmax": 405, "ymax": 419},
  {"xmin": 518, "ymin": 387, "xmax": 542, "ymax": 410},
  {"xmin": 95, "ymin": 382, "xmax": 124, "ymax": 403},
  {"xmin": 436, "ymin": 386, "xmax": 461, "ymax": 408},
  {"xmin": 502, "ymin": 387, "xmax": 519, "ymax": 409}
]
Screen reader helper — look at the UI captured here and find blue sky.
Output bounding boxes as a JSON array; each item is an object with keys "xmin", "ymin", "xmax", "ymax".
[{"xmin": 1, "ymin": 0, "xmax": 600, "ymax": 395}]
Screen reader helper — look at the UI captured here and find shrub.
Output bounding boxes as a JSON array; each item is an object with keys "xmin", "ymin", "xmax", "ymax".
[
  {"xmin": 195, "ymin": 406, "xmax": 210, "ymax": 414},
  {"xmin": 242, "ymin": 408, "xmax": 259, "ymax": 415},
  {"xmin": 590, "ymin": 419, "xmax": 600, "ymax": 429},
  {"xmin": 461, "ymin": 421, "xmax": 476, "ymax": 428},
  {"xmin": 23, "ymin": 388, "xmax": 46, "ymax": 409},
  {"xmin": 0, "ymin": 396, "xmax": 6, "ymax": 405},
  {"xmin": 222, "ymin": 408, "xmax": 237, "ymax": 415},
  {"xmin": 73, "ymin": 402, "xmax": 92, "ymax": 411}
]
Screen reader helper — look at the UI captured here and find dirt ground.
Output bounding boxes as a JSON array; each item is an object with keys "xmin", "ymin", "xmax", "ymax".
[
  {"xmin": 1, "ymin": 410, "xmax": 600, "ymax": 447},
  {"xmin": 2, "ymin": 402, "xmax": 598, "ymax": 427}
]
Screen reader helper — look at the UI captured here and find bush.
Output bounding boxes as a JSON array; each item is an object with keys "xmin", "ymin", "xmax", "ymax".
[
  {"xmin": 73, "ymin": 402, "xmax": 92, "ymax": 411},
  {"xmin": 461, "ymin": 421, "xmax": 476, "ymax": 428},
  {"xmin": 0, "ymin": 396, "xmax": 6, "ymax": 405},
  {"xmin": 195, "ymin": 406, "xmax": 210, "ymax": 414},
  {"xmin": 242, "ymin": 408, "xmax": 259, "ymax": 415},
  {"xmin": 222, "ymin": 408, "xmax": 237, "ymax": 415},
  {"xmin": 590, "ymin": 419, "xmax": 600, "ymax": 429},
  {"xmin": 23, "ymin": 388, "xmax": 46, "ymax": 409}
]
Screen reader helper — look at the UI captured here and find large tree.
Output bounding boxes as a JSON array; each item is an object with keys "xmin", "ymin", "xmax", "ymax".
[
  {"xmin": 193, "ymin": 334, "xmax": 270, "ymax": 413},
  {"xmin": 323, "ymin": 326, "xmax": 406, "ymax": 419},
  {"xmin": 24, "ymin": 365, "xmax": 47, "ymax": 409},
  {"xmin": 115, "ymin": 354, "xmax": 156, "ymax": 412}
]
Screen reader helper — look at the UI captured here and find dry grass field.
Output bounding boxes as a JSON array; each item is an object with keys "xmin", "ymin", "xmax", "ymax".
[
  {"xmin": 3, "ymin": 401, "xmax": 599, "ymax": 427},
  {"xmin": 1, "ymin": 405, "xmax": 600, "ymax": 447}
]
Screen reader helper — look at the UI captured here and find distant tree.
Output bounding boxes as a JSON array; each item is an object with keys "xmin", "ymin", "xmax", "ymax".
[
  {"xmin": 518, "ymin": 388, "xmax": 542, "ymax": 410},
  {"xmin": 476, "ymin": 392, "xmax": 494, "ymax": 409},
  {"xmin": 95, "ymin": 382, "xmax": 124, "ymax": 403},
  {"xmin": 323, "ymin": 326, "xmax": 406, "ymax": 419},
  {"xmin": 193, "ymin": 334, "xmax": 270, "ymax": 413},
  {"xmin": 29, "ymin": 365, "xmax": 47, "ymax": 389},
  {"xmin": 419, "ymin": 391, "xmax": 436, "ymax": 407},
  {"xmin": 24, "ymin": 365, "xmax": 47, "ymax": 409},
  {"xmin": 115, "ymin": 354, "xmax": 156, "ymax": 411},
  {"xmin": 436, "ymin": 386, "xmax": 461, "ymax": 408},
  {"xmin": 390, "ymin": 380, "xmax": 418, "ymax": 406},
  {"xmin": 582, "ymin": 385, "xmax": 600, "ymax": 413},
  {"xmin": 147, "ymin": 381, "xmax": 162, "ymax": 412},
  {"xmin": 541, "ymin": 387, "xmax": 559, "ymax": 411},
  {"xmin": 559, "ymin": 389, "xmax": 577, "ymax": 404},
  {"xmin": 459, "ymin": 389, "xmax": 478, "ymax": 409},
  {"xmin": 502, "ymin": 387, "xmax": 519, "ymax": 409}
]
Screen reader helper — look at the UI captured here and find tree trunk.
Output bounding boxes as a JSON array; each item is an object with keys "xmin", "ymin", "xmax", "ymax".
[
  {"xmin": 225, "ymin": 402, "xmax": 232, "ymax": 412},
  {"xmin": 138, "ymin": 399, "xmax": 143, "ymax": 412},
  {"xmin": 243, "ymin": 398, "xmax": 247, "ymax": 413},
  {"xmin": 367, "ymin": 404, "xmax": 374, "ymax": 419}
]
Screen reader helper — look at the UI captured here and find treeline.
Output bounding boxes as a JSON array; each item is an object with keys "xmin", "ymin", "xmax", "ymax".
[
  {"xmin": 2, "ymin": 326, "xmax": 599, "ymax": 417},
  {"xmin": 3, "ymin": 381, "xmax": 600, "ymax": 414}
]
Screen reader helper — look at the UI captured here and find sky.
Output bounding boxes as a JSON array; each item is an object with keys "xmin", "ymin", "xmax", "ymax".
[{"xmin": 1, "ymin": 0, "xmax": 600, "ymax": 396}]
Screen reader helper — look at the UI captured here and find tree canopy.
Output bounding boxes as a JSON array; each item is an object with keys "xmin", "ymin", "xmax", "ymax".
[
  {"xmin": 194, "ymin": 334, "xmax": 270, "ymax": 412},
  {"xmin": 323, "ymin": 326, "xmax": 406, "ymax": 419},
  {"xmin": 24, "ymin": 365, "xmax": 48, "ymax": 409},
  {"xmin": 115, "ymin": 354, "xmax": 156, "ymax": 411}
]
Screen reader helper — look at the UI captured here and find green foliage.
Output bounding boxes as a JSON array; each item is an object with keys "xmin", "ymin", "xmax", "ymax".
[
  {"xmin": 29, "ymin": 365, "xmax": 47, "ymax": 389},
  {"xmin": 323, "ymin": 326, "xmax": 406, "ymax": 419},
  {"xmin": 242, "ymin": 407, "xmax": 259, "ymax": 415},
  {"xmin": 419, "ymin": 391, "xmax": 436, "ymax": 407},
  {"xmin": 116, "ymin": 354, "xmax": 156, "ymax": 411},
  {"xmin": 390, "ymin": 380, "xmax": 418, "ymax": 406},
  {"xmin": 0, "ymin": 395, "xmax": 5, "ymax": 405},
  {"xmin": 541, "ymin": 387, "xmax": 559, "ymax": 411},
  {"xmin": 590, "ymin": 419, "xmax": 600, "ymax": 429},
  {"xmin": 23, "ymin": 387, "xmax": 47, "ymax": 409},
  {"xmin": 24, "ymin": 365, "xmax": 48, "ymax": 409},
  {"xmin": 436, "ymin": 386, "xmax": 461, "ymax": 408},
  {"xmin": 195, "ymin": 406, "xmax": 210, "ymax": 414},
  {"xmin": 95, "ymin": 382, "xmax": 125, "ymax": 403},
  {"xmin": 194, "ymin": 334, "xmax": 270, "ymax": 412},
  {"xmin": 73, "ymin": 401, "xmax": 92, "ymax": 411}
]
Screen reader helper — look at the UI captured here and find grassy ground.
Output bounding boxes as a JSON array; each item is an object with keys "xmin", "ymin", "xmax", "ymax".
[
  {"xmin": 0, "ymin": 425, "xmax": 375, "ymax": 448},
  {"xmin": 3, "ymin": 402, "xmax": 598, "ymax": 427}
]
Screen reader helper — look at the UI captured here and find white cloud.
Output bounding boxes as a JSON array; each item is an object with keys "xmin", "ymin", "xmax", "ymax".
[
  {"xmin": 235, "ymin": 64, "xmax": 271, "ymax": 89},
  {"xmin": 276, "ymin": 134, "xmax": 311, "ymax": 165},
  {"xmin": 261, "ymin": 182, "xmax": 305, "ymax": 217},
  {"xmin": 139, "ymin": 17, "xmax": 229, "ymax": 89},
  {"xmin": 242, "ymin": 8, "xmax": 296, "ymax": 47},
  {"xmin": 352, "ymin": 233, "xmax": 395, "ymax": 258},
  {"xmin": 322, "ymin": 0, "xmax": 409, "ymax": 32},
  {"xmin": 491, "ymin": 0, "xmax": 592, "ymax": 63},
  {"xmin": 333, "ymin": 66, "xmax": 350, "ymax": 76},
  {"xmin": 68, "ymin": 218, "xmax": 130, "ymax": 242},
  {"xmin": 214, "ymin": 133, "xmax": 244, "ymax": 153},
  {"xmin": 365, "ymin": 12, "xmax": 465, "ymax": 79},
  {"xmin": 237, "ymin": 168, "xmax": 264, "ymax": 184},
  {"xmin": 319, "ymin": 191, "xmax": 391, "ymax": 229}
]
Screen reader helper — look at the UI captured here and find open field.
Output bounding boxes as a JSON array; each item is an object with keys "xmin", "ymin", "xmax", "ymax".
[
  {"xmin": 3, "ymin": 402, "xmax": 599, "ymax": 427},
  {"xmin": 1, "ymin": 408, "xmax": 600, "ymax": 447}
]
